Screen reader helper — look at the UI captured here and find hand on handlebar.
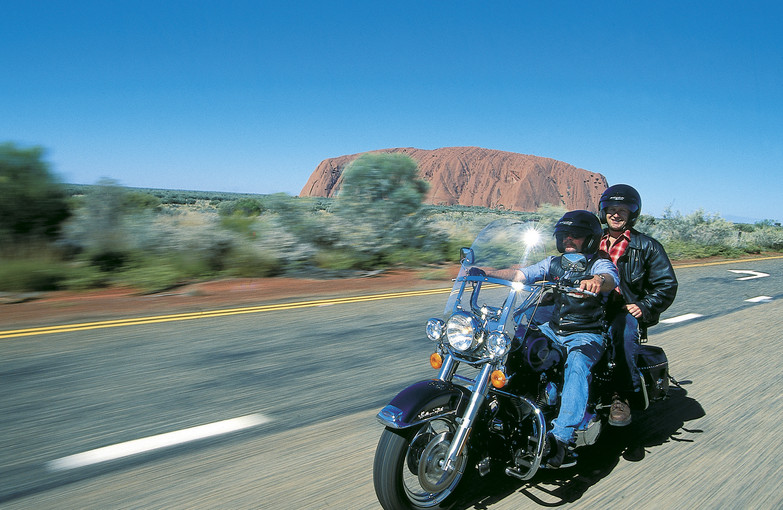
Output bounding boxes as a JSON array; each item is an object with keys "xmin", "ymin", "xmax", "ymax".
[{"xmin": 578, "ymin": 276, "xmax": 603, "ymax": 295}]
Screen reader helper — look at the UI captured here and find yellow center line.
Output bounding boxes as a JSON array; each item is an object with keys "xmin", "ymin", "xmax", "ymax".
[
  {"xmin": 672, "ymin": 254, "xmax": 783, "ymax": 268},
  {"xmin": 0, "ymin": 287, "xmax": 453, "ymax": 339}
]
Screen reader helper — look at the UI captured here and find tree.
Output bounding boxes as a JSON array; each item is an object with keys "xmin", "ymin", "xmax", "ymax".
[
  {"xmin": 0, "ymin": 142, "xmax": 70, "ymax": 243},
  {"xmin": 334, "ymin": 153, "xmax": 431, "ymax": 264},
  {"xmin": 337, "ymin": 153, "xmax": 429, "ymax": 224}
]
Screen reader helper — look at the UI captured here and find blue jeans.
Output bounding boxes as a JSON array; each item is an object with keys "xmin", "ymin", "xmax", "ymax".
[
  {"xmin": 538, "ymin": 322, "xmax": 605, "ymax": 445},
  {"xmin": 608, "ymin": 311, "xmax": 642, "ymax": 394}
]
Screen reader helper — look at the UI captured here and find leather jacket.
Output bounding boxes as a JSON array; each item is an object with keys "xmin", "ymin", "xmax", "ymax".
[{"xmin": 609, "ymin": 229, "xmax": 678, "ymax": 328}]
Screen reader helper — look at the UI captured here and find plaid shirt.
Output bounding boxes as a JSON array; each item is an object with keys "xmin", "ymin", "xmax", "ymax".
[
  {"xmin": 599, "ymin": 230, "xmax": 631, "ymax": 265},
  {"xmin": 600, "ymin": 230, "xmax": 631, "ymax": 295}
]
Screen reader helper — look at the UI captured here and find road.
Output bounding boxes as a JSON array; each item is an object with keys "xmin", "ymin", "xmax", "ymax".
[{"xmin": 1, "ymin": 257, "xmax": 782, "ymax": 509}]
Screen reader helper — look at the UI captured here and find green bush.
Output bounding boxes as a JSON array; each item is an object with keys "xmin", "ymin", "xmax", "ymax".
[
  {"xmin": 223, "ymin": 246, "xmax": 282, "ymax": 277},
  {"xmin": 113, "ymin": 263, "xmax": 192, "ymax": 292},
  {"xmin": 0, "ymin": 258, "xmax": 70, "ymax": 292},
  {"xmin": 312, "ymin": 248, "xmax": 373, "ymax": 271},
  {"xmin": 218, "ymin": 198, "xmax": 265, "ymax": 217},
  {"xmin": 219, "ymin": 215, "xmax": 258, "ymax": 236},
  {"xmin": 382, "ymin": 247, "xmax": 444, "ymax": 267},
  {"xmin": 0, "ymin": 143, "xmax": 71, "ymax": 243}
]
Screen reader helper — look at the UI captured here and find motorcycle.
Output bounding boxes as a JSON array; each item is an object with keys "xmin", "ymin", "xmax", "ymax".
[{"xmin": 372, "ymin": 218, "xmax": 671, "ymax": 510}]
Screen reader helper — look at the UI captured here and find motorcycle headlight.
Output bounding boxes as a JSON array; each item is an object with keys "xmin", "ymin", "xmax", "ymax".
[
  {"xmin": 486, "ymin": 332, "xmax": 511, "ymax": 358},
  {"xmin": 425, "ymin": 318, "xmax": 445, "ymax": 342},
  {"xmin": 446, "ymin": 312, "xmax": 479, "ymax": 352}
]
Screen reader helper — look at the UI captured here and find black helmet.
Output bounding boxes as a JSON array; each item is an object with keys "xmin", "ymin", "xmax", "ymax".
[
  {"xmin": 553, "ymin": 210, "xmax": 603, "ymax": 254},
  {"xmin": 599, "ymin": 184, "xmax": 642, "ymax": 227}
]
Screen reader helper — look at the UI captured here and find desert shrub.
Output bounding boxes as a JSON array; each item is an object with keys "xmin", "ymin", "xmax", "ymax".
[
  {"xmin": 312, "ymin": 248, "xmax": 371, "ymax": 271},
  {"xmin": 219, "ymin": 215, "xmax": 258, "ymax": 236},
  {"xmin": 123, "ymin": 191, "xmax": 162, "ymax": 212},
  {"xmin": 0, "ymin": 258, "xmax": 70, "ymax": 292},
  {"xmin": 382, "ymin": 246, "xmax": 444, "ymax": 267},
  {"xmin": 60, "ymin": 179, "xmax": 137, "ymax": 265},
  {"xmin": 218, "ymin": 198, "xmax": 265, "ymax": 217},
  {"xmin": 113, "ymin": 262, "xmax": 194, "ymax": 292},
  {"xmin": 332, "ymin": 153, "xmax": 430, "ymax": 264},
  {"xmin": 0, "ymin": 143, "xmax": 71, "ymax": 243},
  {"xmin": 633, "ymin": 207, "xmax": 783, "ymax": 257},
  {"xmin": 60, "ymin": 264, "xmax": 111, "ymax": 290},
  {"xmin": 742, "ymin": 224, "xmax": 783, "ymax": 251},
  {"xmin": 659, "ymin": 240, "xmax": 745, "ymax": 259},
  {"xmin": 222, "ymin": 243, "xmax": 283, "ymax": 277}
]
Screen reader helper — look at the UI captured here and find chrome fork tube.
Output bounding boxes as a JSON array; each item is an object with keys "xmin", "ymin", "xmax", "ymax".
[
  {"xmin": 437, "ymin": 354, "xmax": 457, "ymax": 381},
  {"xmin": 442, "ymin": 363, "xmax": 493, "ymax": 471}
]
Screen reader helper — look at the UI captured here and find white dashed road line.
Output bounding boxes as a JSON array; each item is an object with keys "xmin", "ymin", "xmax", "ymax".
[
  {"xmin": 660, "ymin": 313, "xmax": 704, "ymax": 324},
  {"xmin": 47, "ymin": 413, "xmax": 271, "ymax": 471}
]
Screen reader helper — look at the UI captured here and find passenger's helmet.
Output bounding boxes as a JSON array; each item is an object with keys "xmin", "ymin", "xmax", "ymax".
[
  {"xmin": 599, "ymin": 184, "xmax": 642, "ymax": 228},
  {"xmin": 553, "ymin": 210, "xmax": 603, "ymax": 254}
]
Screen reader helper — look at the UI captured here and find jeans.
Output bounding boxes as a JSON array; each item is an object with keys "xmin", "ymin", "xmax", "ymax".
[
  {"xmin": 538, "ymin": 322, "xmax": 605, "ymax": 445},
  {"xmin": 608, "ymin": 311, "xmax": 642, "ymax": 394}
]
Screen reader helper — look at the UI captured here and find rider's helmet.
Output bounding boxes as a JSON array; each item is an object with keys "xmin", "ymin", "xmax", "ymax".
[
  {"xmin": 553, "ymin": 210, "xmax": 603, "ymax": 254},
  {"xmin": 599, "ymin": 184, "xmax": 642, "ymax": 228}
]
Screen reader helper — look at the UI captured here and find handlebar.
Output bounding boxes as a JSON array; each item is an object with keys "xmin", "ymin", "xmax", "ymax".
[
  {"xmin": 458, "ymin": 272, "xmax": 599, "ymax": 298},
  {"xmin": 530, "ymin": 281, "xmax": 598, "ymax": 298}
]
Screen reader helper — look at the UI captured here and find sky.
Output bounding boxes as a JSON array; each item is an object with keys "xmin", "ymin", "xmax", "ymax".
[{"xmin": 2, "ymin": 1, "xmax": 781, "ymax": 223}]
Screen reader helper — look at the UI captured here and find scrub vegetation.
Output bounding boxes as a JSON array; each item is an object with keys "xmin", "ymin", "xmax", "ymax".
[{"xmin": 1, "ymin": 142, "xmax": 781, "ymax": 293}]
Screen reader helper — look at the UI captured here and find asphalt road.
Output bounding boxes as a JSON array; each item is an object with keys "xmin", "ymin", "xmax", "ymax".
[{"xmin": 1, "ymin": 257, "xmax": 782, "ymax": 509}]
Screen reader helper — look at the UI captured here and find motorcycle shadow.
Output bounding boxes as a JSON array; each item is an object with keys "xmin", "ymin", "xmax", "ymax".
[{"xmin": 452, "ymin": 386, "xmax": 705, "ymax": 509}]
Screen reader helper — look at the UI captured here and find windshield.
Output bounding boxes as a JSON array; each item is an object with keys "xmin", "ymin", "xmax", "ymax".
[{"xmin": 443, "ymin": 218, "xmax": 550, "ymax": 323}]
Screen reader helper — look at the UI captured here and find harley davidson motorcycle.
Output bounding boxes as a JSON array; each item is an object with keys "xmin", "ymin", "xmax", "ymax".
[{"xmin": 372, "ymin": 218, "xmax": 671, "ymax": 510}]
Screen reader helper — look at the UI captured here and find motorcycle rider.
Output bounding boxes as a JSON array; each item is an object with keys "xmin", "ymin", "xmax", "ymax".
[
  {"xmin": 482, "ymin": 210, "xmax": 619, "ymax": 468},
  {"xmin": 598, "ymin": 184, "xmax": 678, "ymax": 426}
]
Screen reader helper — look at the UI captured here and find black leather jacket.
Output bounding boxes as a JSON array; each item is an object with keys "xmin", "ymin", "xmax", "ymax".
[{"xmin": 608, "ymin": 229, "xmax": 678, "ymax": 328}]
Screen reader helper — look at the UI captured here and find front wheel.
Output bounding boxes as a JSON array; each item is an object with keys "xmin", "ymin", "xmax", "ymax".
[{"xmin": 373, "ymin": 416, "xmax": 467, "ymax": 510}]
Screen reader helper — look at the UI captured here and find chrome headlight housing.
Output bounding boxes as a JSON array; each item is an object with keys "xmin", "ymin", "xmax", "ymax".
[
  {"xmin": 425, "ymin": 318, "xmax": 445, "ymax": 342},
  {"xmin": 486, "ymin": 332, "xmax": 511, "ymax": 358},
  {"xmin": 445, "ymin": 312, "xmax": 480, "ymax": 352}
]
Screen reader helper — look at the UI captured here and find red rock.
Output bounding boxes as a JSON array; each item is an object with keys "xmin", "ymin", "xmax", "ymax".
[{"xmin": 300, "ymin": 147, "xmax": 607, "ymax": 212}]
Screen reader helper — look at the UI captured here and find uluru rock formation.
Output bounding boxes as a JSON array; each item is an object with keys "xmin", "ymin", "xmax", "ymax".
[{"xmin": 299, "ymin": 147, "xmax": 608, "ymax": 212}]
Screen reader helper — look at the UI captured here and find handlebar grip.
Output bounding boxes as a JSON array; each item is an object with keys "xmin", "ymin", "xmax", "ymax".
[{"xmin": 563, "ymin": 286, "xmax": 598, "ymax": 297}]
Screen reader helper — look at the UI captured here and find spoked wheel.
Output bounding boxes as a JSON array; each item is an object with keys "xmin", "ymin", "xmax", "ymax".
[{"xmin": 373, "ymin": 416, "xmax": 467, "ymax": 510}]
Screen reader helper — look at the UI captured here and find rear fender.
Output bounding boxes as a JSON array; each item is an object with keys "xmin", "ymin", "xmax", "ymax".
[{"xmin": 377, "ymin": 379, "xmax": 470, "ymax": 429}]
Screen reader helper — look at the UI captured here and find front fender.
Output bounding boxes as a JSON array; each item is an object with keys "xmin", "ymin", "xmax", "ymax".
[{"xmin": 377, "ymin": 379, "xmax": 470, "ymax": 429}]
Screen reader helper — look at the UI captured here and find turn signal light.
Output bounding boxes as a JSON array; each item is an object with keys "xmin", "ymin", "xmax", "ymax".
[
  {"xmin": 430, "ymin": 352, "xmax": 443, "ymax": 369},
  {"xmin": 491, "ymin": 370, "xmax": 507, "ymax": 388}
]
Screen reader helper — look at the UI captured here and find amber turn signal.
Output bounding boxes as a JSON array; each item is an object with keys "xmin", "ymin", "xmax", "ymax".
[
  {"xmin": 491, "ymin": 370, "xmax": 507, "ymax": 388},
  {"xmin": 430, "ymin": 352, "xmax": 443, "ymax": 369}
]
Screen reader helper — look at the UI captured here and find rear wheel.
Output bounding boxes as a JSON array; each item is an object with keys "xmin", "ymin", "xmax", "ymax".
[{"xmin": 373, "ymin": 416, "xmax": 466, "ymax": 510}]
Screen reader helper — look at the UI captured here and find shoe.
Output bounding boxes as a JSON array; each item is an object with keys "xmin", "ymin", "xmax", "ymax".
[
  {"xmin": 542, "ymin": 433, "xmax": 577, "ymax": 469},
  {"xmin": 609, "ymin": 395, "xmax": 632, "ymax": 426}
]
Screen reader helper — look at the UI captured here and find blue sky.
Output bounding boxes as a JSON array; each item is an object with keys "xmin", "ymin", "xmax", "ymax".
[{"xmin": 2, "ymin": 1, "xmax": 781, "ymax": 222}]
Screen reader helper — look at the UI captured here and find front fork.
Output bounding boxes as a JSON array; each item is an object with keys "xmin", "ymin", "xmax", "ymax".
[{"xmin": 438, "ymin": 357, "xmax": 494, "ymax": 472}]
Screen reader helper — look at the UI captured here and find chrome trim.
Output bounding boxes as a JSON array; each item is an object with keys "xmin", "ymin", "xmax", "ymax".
[
  {"xmin": 376, "ymin": 404, "xmax": 404, "ymax": 428},
  {"xmin": 637, "ymin": 368, "xmax": 650, "ymax": 409},
  {"xmin": 442, "ymin": 364, "xmax": 494, "ymax": 471},
  {"xmin": 505, "ymin": 394, "xmax": 546, "ymax": 480},
  {"xmin": 376, "ymin": 403, "xmax": 458, "ymax": 430},
  {"xmin": 452, "ymin": 373, "xmax": 475, "ymax": 385},
  {"xmin": 437, "ymin": 354, "xmax": 457, "ymax": 381}
]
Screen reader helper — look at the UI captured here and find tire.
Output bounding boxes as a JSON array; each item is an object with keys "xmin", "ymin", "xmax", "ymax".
[{"xmin": 373, "ymin": 416, "xmax": 467, "ymax": 510}]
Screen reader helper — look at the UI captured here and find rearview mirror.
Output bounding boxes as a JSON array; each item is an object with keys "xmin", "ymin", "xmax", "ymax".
[{"xmin": 460, "ymin": 247, "xmax": 474, "ymax": 265}]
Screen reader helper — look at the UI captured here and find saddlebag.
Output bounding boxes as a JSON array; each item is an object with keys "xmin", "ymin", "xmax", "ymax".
[{"xmin": 638, "ymin": 344, "xmax": 669, "ymax": 403}]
